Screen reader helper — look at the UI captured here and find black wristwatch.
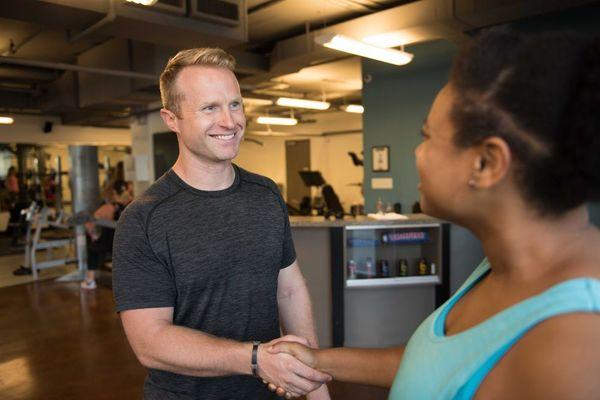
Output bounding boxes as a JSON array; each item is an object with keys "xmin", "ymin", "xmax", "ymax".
[{"xmin": 251, "ymin": 341, "xmax": 261, "ymax": 378}]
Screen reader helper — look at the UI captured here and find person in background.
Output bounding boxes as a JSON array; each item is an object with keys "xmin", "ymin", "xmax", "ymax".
[
  {"xmin": 6, "ymin": 166, "xmax": 19, "ymax": 197},
  {"xmin": 269, "ymin": 28, "xmax": 600, "ymax": 399},
  {"xmin": 112, "ymin": 48, "xmax": 330, "ymax": 399},
  {"xmin": 0, "ymin": 180, "xmax": 11, "ymax": 211},
  {"xmin": 80, "ymin": 180, "xmax": 132, "ymax": 290},
  {"xmin": 42, "ymin": 169, "xmax": 57, "ymax": 206}
]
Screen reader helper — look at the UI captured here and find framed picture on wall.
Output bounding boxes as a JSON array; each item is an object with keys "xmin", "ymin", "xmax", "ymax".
[{"xmin": 372, "ymin": 145, "xmax": 390, "ymax": 172}]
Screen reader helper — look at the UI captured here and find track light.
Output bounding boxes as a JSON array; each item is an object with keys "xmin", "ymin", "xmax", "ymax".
[
  {"xmin": 315, "ymin": 33, "xmax": 413, "ymax": 66},
  {"xmin": 276, "ymin": 97, "xmax": 330, "ymax": 110},
  {"xmin": 256, "ymin": 116, "xmax": 298, "ymax": 126}
]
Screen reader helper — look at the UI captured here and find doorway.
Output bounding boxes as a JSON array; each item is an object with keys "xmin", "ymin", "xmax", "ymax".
[{"xmin": 285, "ymin": 139, "xmax": 310, "ymax": 209}]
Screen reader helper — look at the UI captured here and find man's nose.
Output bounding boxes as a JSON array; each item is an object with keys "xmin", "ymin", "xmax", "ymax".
[{"xmin": 219, "ymin": 109, "xmax": 235, "ymax": 129}]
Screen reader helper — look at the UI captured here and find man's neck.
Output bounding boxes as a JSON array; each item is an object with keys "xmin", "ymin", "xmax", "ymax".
[{"xmin": 172, "ymin": 157, "xmax": 235, "ymax": 191}]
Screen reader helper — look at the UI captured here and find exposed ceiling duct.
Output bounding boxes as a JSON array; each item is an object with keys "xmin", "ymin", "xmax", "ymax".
[
  {"xmin": 0, "ymin": 0, "xmax": 248, "ymax": 48},
  {"xmin": 240, "ymin": 0, "xmax": 597, "ymax": 86},
  {"xmin": 0, "ymin": 0, "xmax": 596, "ymax": 127}
]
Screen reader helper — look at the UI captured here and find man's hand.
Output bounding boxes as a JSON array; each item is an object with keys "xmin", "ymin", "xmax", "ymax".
[
  {"xmin": 269, "ymin": 341, "xmax": 317, "ymax": 368},
  {"xmin": 257, "ymin": 336, "xmax": 331, "ymax": 398},
  {"xmin": 264, "ymin": 340, "xmax": 327, "ymax": 399}
]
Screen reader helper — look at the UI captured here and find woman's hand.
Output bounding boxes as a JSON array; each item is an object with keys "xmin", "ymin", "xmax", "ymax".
[
  {"xmin": 263, "ymin": 341, "xmax": 321, "ymax": 398},
  {"xmin": 269, "ymin": 341, "xmax": 317, "ymax": 368},
  {"xmin": 257, "ymin": 337, "xmax": 330, "ymax": 398}
]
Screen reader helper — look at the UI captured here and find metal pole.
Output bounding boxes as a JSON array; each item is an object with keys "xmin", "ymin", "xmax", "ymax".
[
  {"xmin": 57, "ymin": 146, "xmax": 100, "ymax": 282},
  {"xmin": 55, "ymin": 156, "xmax": 63, "ymax": 211}
]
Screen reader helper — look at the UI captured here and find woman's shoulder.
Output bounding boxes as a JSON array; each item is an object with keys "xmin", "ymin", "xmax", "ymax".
[{"xmin": 477, "ymin": 310, "xmax": 600, "ymax": 399}]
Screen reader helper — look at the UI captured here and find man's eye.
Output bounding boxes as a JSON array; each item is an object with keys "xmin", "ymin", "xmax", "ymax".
[
  {"xmin": 203, "ymin": 106, "xmax": 216, "ymax": 112},
  {"xmin": 231, "ymin": 102, "xmax": 241, "ymax": 110}
]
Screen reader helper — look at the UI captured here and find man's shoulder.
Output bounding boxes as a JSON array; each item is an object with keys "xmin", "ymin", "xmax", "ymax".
[
  {"xmin": 237, "ymin": 165, "xmax": 279, "ymax": 194},
  {"xmin": 119, "ymin": 174, "xmax": 183, "ymax": 228}
]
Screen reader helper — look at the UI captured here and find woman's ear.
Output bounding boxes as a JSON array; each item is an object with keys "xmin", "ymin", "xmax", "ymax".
[{"xmin": 470, "ymin": 136, "xmax": 512, "ymax": 189}]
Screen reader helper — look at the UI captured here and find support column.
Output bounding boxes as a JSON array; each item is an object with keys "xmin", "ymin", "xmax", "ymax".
[{"xmin": 67, "ymin": 145, "xmax": 100, "ymax": 280}]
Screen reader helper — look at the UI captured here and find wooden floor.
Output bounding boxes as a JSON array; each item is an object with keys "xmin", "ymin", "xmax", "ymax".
[{"xmin": 0, "ymin": 279, "xmax": 390, "ymax": 400}]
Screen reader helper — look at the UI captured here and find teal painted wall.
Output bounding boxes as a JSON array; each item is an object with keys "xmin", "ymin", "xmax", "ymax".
[
  {"xmin": 361, "ymin": 4, "xmax": 600, "ymax": 221},
  {"xmin": 362, "ymin": 40, "xmax": 456, "ymax": 212}
]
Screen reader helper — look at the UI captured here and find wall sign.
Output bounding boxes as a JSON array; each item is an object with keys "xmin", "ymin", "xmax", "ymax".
[{"xmin": 371, "ymin": 145, "xmax": 390, "ymax": 172}]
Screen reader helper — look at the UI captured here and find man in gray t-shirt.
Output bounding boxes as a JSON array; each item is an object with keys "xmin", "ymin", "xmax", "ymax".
[{"xmin": 113, "ymin": 48, "xmax": 330, "ymax": 400}]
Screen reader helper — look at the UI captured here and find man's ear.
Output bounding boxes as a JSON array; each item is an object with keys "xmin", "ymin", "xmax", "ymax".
[
  {"xmin": 471, "ymin": 136, "xmax": 512, "ymax": 189},
  {"xmin": 160, "ymin": 108, "xmax": 179, "ymax": 133}
]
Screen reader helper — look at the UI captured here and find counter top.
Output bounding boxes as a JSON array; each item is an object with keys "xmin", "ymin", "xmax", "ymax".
[{"xmin": 290, "ymin": 214, "xmax": 444, "ymax": 227}]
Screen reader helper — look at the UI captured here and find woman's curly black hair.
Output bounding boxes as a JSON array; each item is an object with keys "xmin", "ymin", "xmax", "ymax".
[{"xmin": 449, "ymin": 27, "xmax": 600, "ymax": 216}]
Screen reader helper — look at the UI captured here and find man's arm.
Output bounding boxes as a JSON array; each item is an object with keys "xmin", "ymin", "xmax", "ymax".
[
  {"xmin": 277, "ymin": 261, "xmax": 330, "ymax": 399},
  {"xmin": 85, "ymin": 203, "xmax": 115, "ymax": 237},
  {"xmin": 120, "ymin": 307, "xmax": 331, "ymax": 394}
]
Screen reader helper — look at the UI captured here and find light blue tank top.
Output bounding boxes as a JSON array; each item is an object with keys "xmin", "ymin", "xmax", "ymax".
[{"xmin": 389, "ymin": 259, "xmax": 600, "ymax": 400}]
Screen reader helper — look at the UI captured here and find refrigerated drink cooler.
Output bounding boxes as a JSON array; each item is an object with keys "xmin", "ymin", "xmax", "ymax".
[
  {"xmin": 336, "ymin": 222, "xmax": 449, "ymax": 347},
  {"xmin": 291, "ymin": 216, "xmax": 450, "ymax": 349}
]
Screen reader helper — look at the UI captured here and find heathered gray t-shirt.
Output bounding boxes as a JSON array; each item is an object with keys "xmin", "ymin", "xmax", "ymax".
[{"xmin": 113, "ymin": 165, "xmax": 295, "ymax": 399}]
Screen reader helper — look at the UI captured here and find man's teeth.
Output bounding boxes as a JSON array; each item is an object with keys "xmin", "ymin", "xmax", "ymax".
[{"xmin": 213, "ymin": 133, "xmax": 235, "ymax": 140}]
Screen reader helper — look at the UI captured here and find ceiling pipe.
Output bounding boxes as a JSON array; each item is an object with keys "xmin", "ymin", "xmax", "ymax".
[
  {"xmin": 248, "ymin": 0, "xmax": 286, "ymax": 14},
  {"xmin": 0, "ymin": 56, "xmax": 158, "ymax": 81},
  {"xmin": 68, "ymin": 0, "xmax": 116, "ymax": 43}
]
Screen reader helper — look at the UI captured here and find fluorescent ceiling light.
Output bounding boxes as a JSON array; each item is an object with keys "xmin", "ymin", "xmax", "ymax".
[
  {"xmin": 268, "ymin": 83, "xmax": 290, "ymax": 90},
  {"xmin": 247, "ymin": 130, "xmax": 295, "ymax": 137},
  {"xmin": 341, "ymin": 104, "xmax": 364, "ymax": 114},
  {"xmin": 315, "ymin": 33, "xmax": 413, "ymax": 66},
  {"xmin": 0, "ymin": 116, "xmax": 14, "ymax": 125},
  {"xmin": 362, "ymin": 31, "xmax": 415, "ymax": 48},
  {"xmin": 125, "ymin": 0, "xmax": 158, "ymax": 5},
  {"xmin": 243, "ymin": 97, "xmax": 273, "ymax": 106},
  {"xmin": 276, "ymin": 97, "xmax": 330, "ymax": 110},
  {"xmin": 256, "ymin": 116, "xmax": 298, "ymax": 126}
]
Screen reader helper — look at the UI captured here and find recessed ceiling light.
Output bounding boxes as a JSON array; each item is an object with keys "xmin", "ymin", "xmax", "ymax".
[{"xmin": 0, "ymin": 116, "xmax": 14, "ymax": 125}]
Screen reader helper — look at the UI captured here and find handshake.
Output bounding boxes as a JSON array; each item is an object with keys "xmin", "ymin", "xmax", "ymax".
[{"xmin": 256, "ymin": 335, "xmax": 330, "ymax": 399}]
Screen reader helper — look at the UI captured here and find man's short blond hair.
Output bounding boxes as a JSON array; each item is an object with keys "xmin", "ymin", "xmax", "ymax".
[{"xmin": 159, "ymin": 48, "xmax": 236, "ymax": 117}]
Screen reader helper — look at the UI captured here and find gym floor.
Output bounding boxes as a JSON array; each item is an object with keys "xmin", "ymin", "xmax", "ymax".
[{"xmin": 0, "ymin": 264, "xmax": 389, "ymax": 400}]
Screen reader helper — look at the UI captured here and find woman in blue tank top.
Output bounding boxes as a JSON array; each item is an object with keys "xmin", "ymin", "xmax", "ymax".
[{"xmin": 267, "ymin": 28, "xmax": 600, "ymax": 399}]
